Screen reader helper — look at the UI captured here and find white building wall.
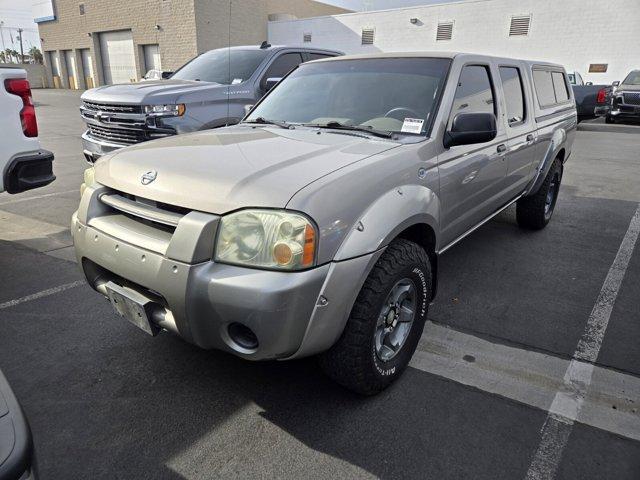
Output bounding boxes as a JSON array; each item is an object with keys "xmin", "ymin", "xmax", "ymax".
[{"xmin": 268, "ymin": 0, "xmax": 640, "ymax": 84}]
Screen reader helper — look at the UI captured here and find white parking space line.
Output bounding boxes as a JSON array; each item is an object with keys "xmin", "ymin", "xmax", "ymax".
[
  {"xmin": 525, "ymin": 203, "xmax": 640, "ymax": 480},
  {"xmin": 0, "ymin": 189, "xmax": 78, "ymax": 206},
  {"xmin": 0, "ymin": 280, "xmax": 85, "ymax": 310},
  {"xmin": 411, "ymin": 322, "xmax": 640, "ymax": 442}
]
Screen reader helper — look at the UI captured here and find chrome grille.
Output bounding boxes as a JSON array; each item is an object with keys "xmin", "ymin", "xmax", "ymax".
[
  {"xmin": 623, "ymin": 92, "xmax": 640, "ymax": 106},
  {"xmin": 82, "ymin": 101, "xmax": 142, "ymax": 113},
  {"xmin": 87, "ymin": 124, "xmax": 144, "ymax": 145}
]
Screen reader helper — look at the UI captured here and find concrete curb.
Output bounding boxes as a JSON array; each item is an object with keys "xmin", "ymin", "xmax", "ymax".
[{"xmin": 578, "ymin": 121, "xmax": 640, "ymax": 135}]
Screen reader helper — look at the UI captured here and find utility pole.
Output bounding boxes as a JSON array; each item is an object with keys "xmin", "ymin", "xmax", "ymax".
[
  {"xmin": 0, "ymin": 21, "xmax": 5, "ymax": 51},
  {"xmin": 17, "ymin": 28, "xmax": 24, "ymax": 63}
]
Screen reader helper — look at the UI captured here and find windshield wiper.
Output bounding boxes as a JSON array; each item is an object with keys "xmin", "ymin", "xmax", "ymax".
[
  {"xmin": 243, "ymin": 117, "xmax": 292, "ymax": 129},
  {"xmin": 303, "ymin": 121, "xmax": 394, "ymax": 139}
]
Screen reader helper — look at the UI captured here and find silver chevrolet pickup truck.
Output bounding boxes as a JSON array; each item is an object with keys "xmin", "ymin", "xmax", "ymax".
[
  {"xmin": 79, "ymin": 43, "xmax": 341, "ymax": 162},
  {"xmin": 73, "ymin": 52, "xmax": 576, "ymax": 394}
]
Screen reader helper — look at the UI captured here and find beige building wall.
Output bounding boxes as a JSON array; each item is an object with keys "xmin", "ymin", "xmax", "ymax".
[
  {"xmin": 194, "ymin": 0, "xmax": 350, "ymax": 53},
  {"xmin": 37, "ymin": 0, "xmax": 348, "ymax": 89}
]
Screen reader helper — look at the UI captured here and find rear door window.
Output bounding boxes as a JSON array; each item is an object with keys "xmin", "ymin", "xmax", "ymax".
[
  {"xmin": 552, "ymin": 72, "xmax": 570, "ymax": 102},
  {"xmin": 448, "ymin": 65, "xmax": 495, "ymax": 128},
  {"xmin": 499, "ymin": 66, "xmax": 526, "ymax": 125},
  {"xmin": 533, "ymin": 70, "xmax": 556, "ymax": 107}
]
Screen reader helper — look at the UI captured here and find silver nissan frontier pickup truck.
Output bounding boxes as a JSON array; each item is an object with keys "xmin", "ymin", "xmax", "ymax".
[{"xmin": 73, "ymin": 52, "xmax": 576, "ymax": 394}]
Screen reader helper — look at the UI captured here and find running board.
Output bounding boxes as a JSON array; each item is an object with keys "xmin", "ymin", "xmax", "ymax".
[{"xmin": 437, "ymin": 193, "xmax": 524, "ymax": 255}]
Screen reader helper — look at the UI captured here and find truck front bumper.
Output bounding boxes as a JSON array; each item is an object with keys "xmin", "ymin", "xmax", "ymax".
[
  {"xmin": 81, "ymin": 132, "xmax": 126, "ymax": 163},
  {"xmin": 72, "ymin": 186, "xmax": 380, "ymax": 360}
]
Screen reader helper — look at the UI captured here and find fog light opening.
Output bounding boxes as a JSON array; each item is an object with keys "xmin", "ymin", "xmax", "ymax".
[{"xmin": 228, "ymin": 323, "xmax": 259, "ymax": 351}]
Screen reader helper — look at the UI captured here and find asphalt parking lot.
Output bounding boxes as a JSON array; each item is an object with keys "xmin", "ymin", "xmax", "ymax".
[{"xmin": 1, "ymin": 89, "xmax": 639, "ymax": 479}]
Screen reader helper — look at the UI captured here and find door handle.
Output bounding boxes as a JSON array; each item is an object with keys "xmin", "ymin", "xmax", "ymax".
[
  {"xmin": 526, "ymin": 134, "xmax": 535, "ymax": 143},
  {"xmin": 497, "ymin": 144, "xmax": 507, "ymax": 154}
]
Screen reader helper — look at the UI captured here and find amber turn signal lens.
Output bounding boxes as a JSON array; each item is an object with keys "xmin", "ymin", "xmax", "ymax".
[{"xmin": 302, "ymin": 224, "xmax": 315, "ymax": 267}]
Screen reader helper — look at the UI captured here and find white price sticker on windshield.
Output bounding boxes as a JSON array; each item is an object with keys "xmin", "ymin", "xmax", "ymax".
[{"xmin": 401, "ymin": 118, "xmax": 424, "ymax": 134}]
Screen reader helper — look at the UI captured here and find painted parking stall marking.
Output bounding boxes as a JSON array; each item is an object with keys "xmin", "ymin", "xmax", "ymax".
[
  {"xmin": 0, "ymin": 280, "xmax": 85, "ymax": 310},
  {"xmin": 525, "ymin": 203, "xmax": 640, "ymax": 480}
]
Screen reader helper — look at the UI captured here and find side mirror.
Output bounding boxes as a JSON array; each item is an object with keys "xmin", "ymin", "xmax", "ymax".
[
  {"xmin": 612, "ymin": 80, "xmax": 620, "ymax": 87},
  {"xmin": 162, "ymin": 71, "xmax": 173, "ymax": 79},
  {"xmin": 243, "ymin": 104, "xmax": 254, "ymax": 116},
  {"xmin": 585, "ymin": 81, "xmax": 593, "ymax": 86},
  {"xmin": 264, "ymin": 77, "xmax": 282, "ymax": 92},
  {"xmin": 443, "ymin": 113, "xmax": 497, "ymax": 148}
]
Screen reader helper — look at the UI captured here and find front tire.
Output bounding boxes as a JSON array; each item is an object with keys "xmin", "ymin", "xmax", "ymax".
[
  {"xmin": 319, "ymin": 239, "xmax": 431, "ymax": 395},
  {"xmin": 516, "ymin": 159, "xmax": 562, "ymax": 230}
]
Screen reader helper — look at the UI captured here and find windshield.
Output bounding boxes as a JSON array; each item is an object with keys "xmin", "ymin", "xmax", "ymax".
[
  {"xmin": 246, "ymin": 57, "xmax": 451, "ymax": 136},
  {"xmin": 622, "ymin": 71, "xmax": 640, "ymax": 85},
  {"xmin": 171, "ymin": 49, "xmax": 268, "ymax": 84}
]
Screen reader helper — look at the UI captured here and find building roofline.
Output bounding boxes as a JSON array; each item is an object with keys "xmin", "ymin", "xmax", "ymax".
[{"xmin": 267, "ymin": 0, "xmax": 497, "ymax": 24}]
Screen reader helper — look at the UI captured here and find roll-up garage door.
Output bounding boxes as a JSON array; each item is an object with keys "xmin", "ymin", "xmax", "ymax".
[
  {"xmin": 64, "ymin": 50, "xmax": 78, "ymax": 89},
  {"xmin": 99, "ymin": 30, "xmax": 137, "ymax": 85},
  {"xmin": 80, "ymin": 49, "xmax": 95, "ymax": 89}
]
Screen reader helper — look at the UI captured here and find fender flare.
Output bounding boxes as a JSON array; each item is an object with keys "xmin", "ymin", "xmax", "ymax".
[
  {"xmin": 334, "ymin": 184, "xmax": 440, "ymax": 261},
  {"xmin": 525, "ymin": 128, "xmax": 567, "ymax": 196}
]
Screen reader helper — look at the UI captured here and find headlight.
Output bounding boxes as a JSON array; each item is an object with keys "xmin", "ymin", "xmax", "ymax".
[
  {"xmin": 215, "ymin": 209, "xmax": 317, "ymax": 270},
  {"xmin": 143, "ymin": 104, "xmax": 186, "ymax": 116}
]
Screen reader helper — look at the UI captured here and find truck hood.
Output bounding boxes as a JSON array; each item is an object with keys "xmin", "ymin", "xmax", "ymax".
[
  {"xmin": 81, "ymin": 79, "xmax": 225, "ymax": 104},
  {"xmin": 94, "ymin": 126, "xmax": 399, "ymax": 214}
]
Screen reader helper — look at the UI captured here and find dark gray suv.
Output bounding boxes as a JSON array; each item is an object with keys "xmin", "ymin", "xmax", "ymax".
[{"xmin": 79, "ymin": 43, "xmax": 341, "ymax": 162}]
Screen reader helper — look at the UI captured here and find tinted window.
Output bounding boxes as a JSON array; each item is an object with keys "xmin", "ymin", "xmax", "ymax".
[
  {"xmin": 448, "ymin": 65, "xmax": 495, "ymax": 128},
  {"xmin": 622, "ymin": 71, "xmax": 640, "ymax": 85},
  {"xmin": 552, "ymin": 72, "xmax": 569, "ymax": 102},
  {"xmin": 171, "ymin": 49, "xmax": 268, "ymax": 84},
  {"xmin": 261, "ymin": 53, "xmax": 304, "ymax": 88},
  {"xmin": 246, "ymin": 58, "xmax": 451, "ymax": 135},
  {"xmin": 533, "ymin": 70, "xmax": 556, "ymax": 107},
  {"xmin": 307, "ymin": 53, "xmax": 335, "ymax": 61},
  {"xmin": 499, "ymin": 66, "xmax": 525, "ymax": 125}
]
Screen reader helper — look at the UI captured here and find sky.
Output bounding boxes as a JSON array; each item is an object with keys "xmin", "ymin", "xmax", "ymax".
[{"xmin": 0, "ymin": 0, "xmax": 456, "ymax": 54}]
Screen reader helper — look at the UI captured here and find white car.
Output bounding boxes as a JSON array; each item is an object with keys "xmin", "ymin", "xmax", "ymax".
[{"xmin": 0, "ymin": 67, "xmax": 54, "ymax": 194}]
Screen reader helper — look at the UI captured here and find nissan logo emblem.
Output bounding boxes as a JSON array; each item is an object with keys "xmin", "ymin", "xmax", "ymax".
[{"xmin": 141, "ymin": 170, "xmax": 157, "ymax": 185}]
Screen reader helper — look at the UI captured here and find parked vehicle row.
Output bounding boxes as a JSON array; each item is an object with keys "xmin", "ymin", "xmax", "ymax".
[
  {"xmin": 567, "ymin": 70, "xmax": 612, "ymax": 122},
  {"xmin": 73, "ymin": 52, "xmax": 576, "ymax": 394},
  {"xmin": 79, "ymin": 43, "xmax": 342, "ymax": 162},
  {"xmin": 607, "ymin": 70, "xmax": 640, "ymax": 124}
]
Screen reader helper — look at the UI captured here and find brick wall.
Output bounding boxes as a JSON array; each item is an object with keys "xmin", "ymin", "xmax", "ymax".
[
  {"xmin": 0, "ymin": 64, "xmax": 48, "ymax": 88},
  {"xmin": 37, "ymin": 0, "xmax": 349, "ymax": 89}
]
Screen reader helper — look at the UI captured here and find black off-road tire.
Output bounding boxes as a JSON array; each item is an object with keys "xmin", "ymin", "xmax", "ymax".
[
  {"xmin": 319, "ymin": 239, "xmax": 432, "ymax": 395},
  {"xmin": 516, "ymin": 159, "xmax": 562, "ymax": 230},
  {"xmin": 605, "ymin": 114, "xmax": 615, "ymax": 124}
]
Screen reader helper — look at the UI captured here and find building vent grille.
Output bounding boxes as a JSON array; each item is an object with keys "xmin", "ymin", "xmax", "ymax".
[
  {"xmin": 436, "ymin": 22, "xmax": 453, "ymax": 41},
  {"xmin": 303, "ymin": 33, "xmax": 312, "ymax": 43},
  {"xmin": 361, "ymin": 28, "xmax": 375, "ymax": 45},
  {"xmin": 509, "ymin": 15, "xmax": 531, "ymax": 36}
]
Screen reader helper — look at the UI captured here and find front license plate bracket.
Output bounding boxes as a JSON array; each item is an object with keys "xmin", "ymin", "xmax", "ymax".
[{"xmin": 105, "ymin": 281, "xmax": 160, "ymax": 336}]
